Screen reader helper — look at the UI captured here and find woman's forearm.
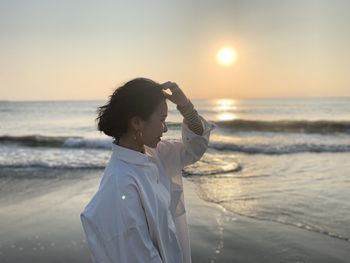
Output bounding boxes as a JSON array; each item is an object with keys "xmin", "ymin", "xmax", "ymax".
[{"xmin": 176, "ymin": 100, "xmax": 204, "ymax": 136}]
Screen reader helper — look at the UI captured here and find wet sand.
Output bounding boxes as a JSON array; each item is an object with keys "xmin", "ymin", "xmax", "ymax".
[{"xmin": 0, "ymin": 168, "xmax": 349, "ymax": 262}]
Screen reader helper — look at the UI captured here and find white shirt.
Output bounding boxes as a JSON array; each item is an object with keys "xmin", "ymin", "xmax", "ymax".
[{"xmin": 80, "ymin": 115, "xmax": 217, "ymax": 263}]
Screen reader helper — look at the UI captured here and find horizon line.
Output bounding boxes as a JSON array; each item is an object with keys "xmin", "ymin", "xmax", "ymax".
[{"xmin": 1, "ymin": 95, "xmax": 350, "ymax": 102}]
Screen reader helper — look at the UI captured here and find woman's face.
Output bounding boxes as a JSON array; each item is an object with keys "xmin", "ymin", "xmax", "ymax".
[{"xmin": 142, "ymin": 99, "xmax": 168, "ymax": 148}]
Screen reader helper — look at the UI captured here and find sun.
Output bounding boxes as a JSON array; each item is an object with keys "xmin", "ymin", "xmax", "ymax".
[{"xmin": 216, "ymin": 47, "xmax": 237, "ymax": 66}]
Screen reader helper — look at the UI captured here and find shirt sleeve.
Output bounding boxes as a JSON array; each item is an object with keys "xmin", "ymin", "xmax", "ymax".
[
  {"xmin": 156, "ymin": 114, "xmax": 217, "ymax": 172},
  {"xmin": 80, "ymin": 182, "xmax": 164, "ymax": 263},
  {"xmin": 153, "ymin": 115, "xmax": 216, "ymax": 263}
]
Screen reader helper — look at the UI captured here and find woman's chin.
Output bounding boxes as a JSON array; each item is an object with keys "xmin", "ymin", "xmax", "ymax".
[{"xmin": 154, "ymin": 138, "xmax": 162, "ymax": 146}]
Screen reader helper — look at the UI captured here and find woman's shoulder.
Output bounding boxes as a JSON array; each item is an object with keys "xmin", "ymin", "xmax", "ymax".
[{"xmin": 99, "ymin": 159, "xmax": 139, "ymax": 189}]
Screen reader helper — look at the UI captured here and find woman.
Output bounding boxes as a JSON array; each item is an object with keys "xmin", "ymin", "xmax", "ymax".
[{"xmin": 80, "ymin": 78, "xmax": 216, "ymax": 263}]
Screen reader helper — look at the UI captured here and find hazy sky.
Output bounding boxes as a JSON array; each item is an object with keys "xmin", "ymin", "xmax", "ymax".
[{"xmin": 1, "ymin": 0, "xmax": 349, "ymax": 100}]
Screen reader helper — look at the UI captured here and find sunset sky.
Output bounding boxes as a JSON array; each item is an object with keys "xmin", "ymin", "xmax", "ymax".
[{"xmin": 1, "ymin": 0, "xmax": 349, "ymax": 101}]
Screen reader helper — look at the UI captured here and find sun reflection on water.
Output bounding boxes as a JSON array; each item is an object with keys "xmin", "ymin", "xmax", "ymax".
[{"xmin": 213, "ymin": 99, "xmax": 237, "ymax": 121}]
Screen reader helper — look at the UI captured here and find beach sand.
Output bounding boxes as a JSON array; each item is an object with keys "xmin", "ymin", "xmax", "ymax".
[{"xmin": 0, "ymin": 168, "xmax": 349, "ymax": 263}]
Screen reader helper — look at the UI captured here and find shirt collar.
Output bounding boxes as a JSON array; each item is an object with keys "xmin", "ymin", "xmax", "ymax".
[{"xmin": 112, "ymin": 142, "xmax": 154, "ymax": 165}]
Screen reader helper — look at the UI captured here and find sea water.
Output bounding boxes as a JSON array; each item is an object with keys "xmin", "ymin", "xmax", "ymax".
[{"xmin": 0, "ymin": 97, "xmax": 349, "ymax": 243}]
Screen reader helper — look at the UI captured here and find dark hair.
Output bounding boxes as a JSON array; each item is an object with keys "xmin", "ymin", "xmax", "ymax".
[{"xmin": 96, "ymin": 77, "xmax": 166, "ymax": 141}]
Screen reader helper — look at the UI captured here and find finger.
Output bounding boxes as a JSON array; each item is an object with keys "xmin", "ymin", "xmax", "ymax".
[
  {"xmin": 161, "ymin": 90, "xmax": 172, "ymax": 98},
  {"xmin": 161, "ymin": 81, "xmax": 177, "ymax": 90},
  {"xmin": 162, "ymin": 91, "xmax": 177, "ymax": 104},
  {"xmin": 160, "ymin": 81, "xmax": 171, "ymax": 88}
]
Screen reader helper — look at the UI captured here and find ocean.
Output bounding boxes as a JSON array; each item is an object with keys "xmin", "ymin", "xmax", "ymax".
[{"xmin": 1, "ymin": 97, "xmax": 349, "ymax": 245}]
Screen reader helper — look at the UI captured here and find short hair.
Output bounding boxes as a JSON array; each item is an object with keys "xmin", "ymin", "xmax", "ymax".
[{"xmin": 96, "ymin": 77, "xmax": 166, "ymax": 141}]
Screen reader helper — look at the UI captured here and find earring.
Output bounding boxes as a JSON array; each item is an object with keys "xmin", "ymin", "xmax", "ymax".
[{"xmin": 134, "ymin": 130, "xmax": 143, "ymax": 141}]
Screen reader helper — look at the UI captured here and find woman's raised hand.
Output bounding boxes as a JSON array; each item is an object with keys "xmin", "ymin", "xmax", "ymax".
[{"xmin": 161, "ymin": 81, "xmax": 189, "ymax": 107}]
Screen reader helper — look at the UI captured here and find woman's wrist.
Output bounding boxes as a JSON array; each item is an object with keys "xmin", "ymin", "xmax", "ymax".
[
  {"xmin": 176, "ymin": 100, "xmax": 204, "ymax": 135},
  {"xmin": 176, "ymin": 99, "xmax": 193, "ymax": 113}
]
